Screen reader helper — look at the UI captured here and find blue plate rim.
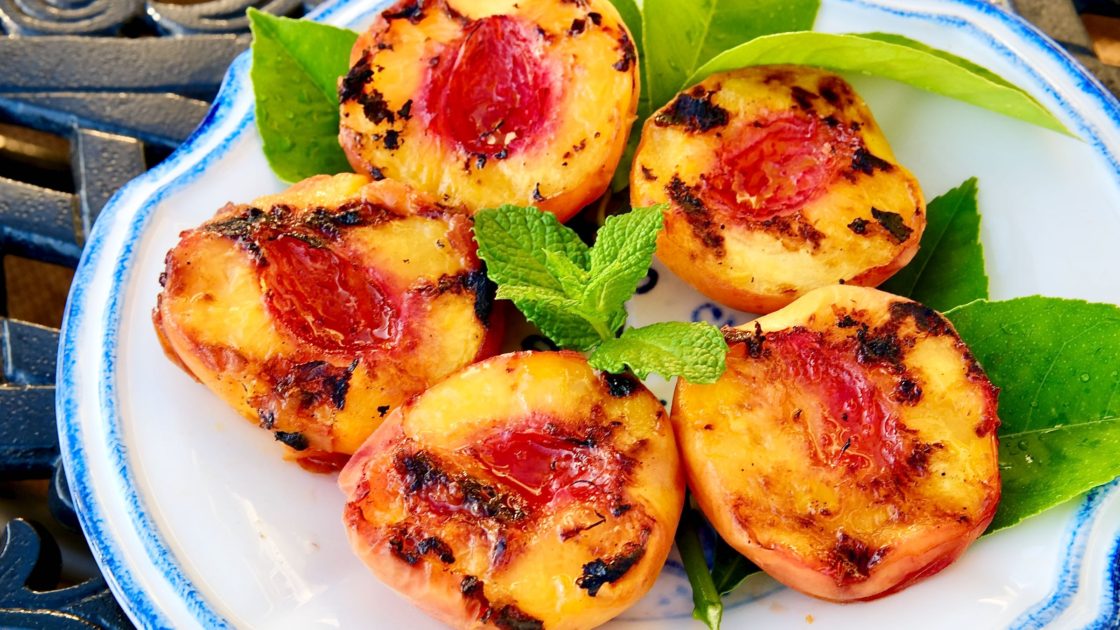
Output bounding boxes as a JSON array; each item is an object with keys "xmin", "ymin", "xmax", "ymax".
[{"xmin": 55, "ymin": 0, "xmax": 1120, "ymax": 627}]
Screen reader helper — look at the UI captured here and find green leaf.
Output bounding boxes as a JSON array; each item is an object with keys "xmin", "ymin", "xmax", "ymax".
[
  {"xmin": 881, "ymin": 177, "xmax": 988, "ymax": 311},
  {"xmin": 993, "ymin": 419, "xmax": 1120, "ymax": 532},
  {"xmin": 606, "ymin": 0, "xmax": 647, "ymax": 191},
  {"xmin": 584, "ymin": 205, "xmax": 664, "ymax": 327},
  {"xmin": 542, "ymin": 250, "xmax": 591, "ymax": 298},
  {"xmin": 496, "ymin": 285, "xmax": 604, "ymax": 351},
  {"xmin": 473, "ymin": 205, "xmax": 591, "ymax": 293},
  {"xmin": 608, "ymin": 0, "xmax": 643, "ymax": 53},
  {"xmin": 688, "ymin": 31, "xmax": 1072, "ymax": 137},
  {"xmin": 676, "ymin": 505, "xmax": 723, "ymax": 630},
  {"xmin": 946, "ymin": 297, "xmax": 1120, "ymax": 531},
  {"xmin": 854, "ymin": 33, "xmax": 1041, "ymax": 102},
  {"xmin": 642, "ymin": 0, "xmax": 820, "ymax": 114},
  {"xmin": 589, "ymin": 322, "xmax": 728, "ymax": 382},
  {"xmin": 710, "ymin": 536, "xmax": 760, "ymax": 596},
  {"xmin": 248, "ymin": 9, "xmax": 358, "ymax": 182}
]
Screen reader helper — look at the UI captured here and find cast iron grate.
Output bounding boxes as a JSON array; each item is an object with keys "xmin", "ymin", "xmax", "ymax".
[{"xmin": 0, "ymin": 0, "xmax": 1115, "ymax": 628}]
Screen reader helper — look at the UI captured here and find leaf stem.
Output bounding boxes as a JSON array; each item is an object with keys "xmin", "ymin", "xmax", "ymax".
[{"xmin": 676, "ymin": 504, "xmax": 723, "ymax": 630}]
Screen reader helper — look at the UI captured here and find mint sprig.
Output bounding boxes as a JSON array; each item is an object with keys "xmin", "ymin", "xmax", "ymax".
[
  {"xmin": 474, "ymin": 205, "xmax": 728, "ymax": 383},
  {"xmin": 591, "ymin": 322, "xmax": 727, "ymax": 383}
]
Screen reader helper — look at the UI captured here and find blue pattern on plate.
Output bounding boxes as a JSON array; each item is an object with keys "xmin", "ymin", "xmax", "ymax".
[
  {"xmin": 1010, "ymin": 480, "xmax": 1119, "ymax": 629},
  {"xmin": 55, "ymin": 0, "xmax": 1120, "ymax": 626}
]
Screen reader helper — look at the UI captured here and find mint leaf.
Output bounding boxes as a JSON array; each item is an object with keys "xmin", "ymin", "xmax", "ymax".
[
  {"xmin": 496, "ymin": 285, "xmax": 604, "ymax": 351},
  {"xmin": 642, "ymin": 0, "xmax": 820, "ymax": 115},
  {"xmin": 881, "ymin": 178, "xmax": 988, "ymax": 311},
  {"xmin": 946, "ymin": 297, "xmax": 1120, "ymax": 531},
  {"xmin": 584, "ymin": 205, "xmax": 664, "ymax": 330},
  {"xmin": 689, "ymin": 31, "xmax": 1071, "ymax": 137},
  {"xmin": 248, "ymin": 9, "xmax": 357, "ymax": 182},
  {"xmin": 589, "ymin": 322, "xmax": 727, "ymax": 383},
  {"xmin": 474, "ymin": 205, "xmax": 590, "ymax": 293},
  {"xmin": 475, "ymin": 205, "xmax": 729, "ymax": 380},
  {"xmin": 542, "ymin": 250, "xmax": 590, "ymax": 297}
]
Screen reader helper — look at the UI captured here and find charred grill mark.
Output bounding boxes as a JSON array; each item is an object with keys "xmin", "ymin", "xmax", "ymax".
[
  {"xmin": 340, "ymin": 57, "xmax": 373, "ymax": 102},
  {"xmin": 847, "ymin": 217, "xmax": 869, "ymax": 235},
  {"xmin": 560, "ymin": 511, "xmax": 606, "ymax": 540},
  {"xmin": 818, "ymin": 76, "xmax": 852, "ymax": 107},
  {"xmin": 724, "ymin": 322, "xmax": 766, "ymax": 358},
  {"xmin": 851, "ymin": 148, "xmax": 895, "ymax": 175},
  {"xmin": 464, "ymin": 268, "xmax": 497, "ymax": 325},
  {"xmin": 888, "ymin": 301, "xmax": 950, "ymax": 335},
  {"xmin": 856, "ymin": 325, "xmax": 902, "ymax": 367},
  {"xmin": 412, "ymin": 270, "xmax": 496, "ymax": 325},
  {"xmin": 830, "ymin": 532, "xmax": 887, "ymax": 584},
  {"xmin": 906, "ymin": 441, "xmax": 943, "ymax": 474},
  {"xmin": 395, "ymin": 451, "xmax": 527, "ymax": 522},
  {"xmin": 258, "ymin": 409, "xmax": 276, "ymax": 429},
  {"xmin": 532, "ymin": 183, "xmax": 545, "ymax": 202},
  {"xmin": 383, "ymin": 0, "xmax": 425, "ymax": 23},
  {"xmin": 613, "ymin": 30, "xmax": 636, "ymax": 71},
  {"xmin": 894, "ymin": 378, "xmax": 923, "ymax": 404},
  {"xmin": 790, "ymin": 86, "xmax": 818, "ymax": 111},
  {"xmin": 576, "ymin": 538, "xmax": 647, "ymax": 596},
  {"xmin": 369, "ymin": 166, "xmax": 386, "ymax": 181},
  {"xmin": 460, "ymin": 575, "xmax": 484, "ymax": 598},
  {"xmin": 667, "ymin": 176, "xmax": 725, "ymax": 254},
  {"xmin": 274, "ymin": 431, "xmax": 309, "ymax": 451},
  {"xmin": 492, "ymin": 605, "xmax": 544, "ymax": 630},
  {"xmin": 397, "ymin": 99, "xmax": 413, "ymax": 120},
  {"xmin": 759, "ymin": 214, "xmax": 825, "ymax": 249},
  {"xmin": 440, "ymin": 1, "xmax": 469, "ymax": 24},
  {"xmin": 361, "ymin": 89, "xmax": 396, "ymax": 125},
  {"xmin": 640, "ymin": 165, "xmax": 657, "ymax": 181},
  {"xmin": 377, "ymin": 405, "xmax": 391, "ymax": 417},
  {"xmin": 274, "ymin": 360, "xmax": 357, "ymax": 411},
  {"xmin": 871, "ymin": 208, "xmax": 913, "ymax": 243},
  {"xmin": 383, "ymin": 129, "xmax": 401, "ymax": 150},
  {"xmin": 205, "ymin": 206, "xmax": 272, "ymax": 241},
  {"xmin": 837, "ymin": 314, "xmax": 859, "ymax": 328},
  {"xmin": 207, "ymin": 198, "xmax": 401, "ymax": 258},
  {"xmin": 603, "ymin": 372, "xmax": 639, "ymax": 398},
  {"xmin": 388, "ymin": 527, "xmax": 455, "ymax": 565},
  {"xmin": 568, "ymin": 17, "xmax": 586, "ymax": 35},
  {"xmin": 587, "ymin": 11, "xmax": 602, "ymax": 25},
  {"xmin": 654, "ymin": 88, "xmax": 730, "ymax": 132}
]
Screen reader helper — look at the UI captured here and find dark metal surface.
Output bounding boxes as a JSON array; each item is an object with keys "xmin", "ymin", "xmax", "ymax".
[
  {"xmin": 0, "ymin": 1, "xmax": 312, "ymax": 627},
  {"xmin": 0, "ymin": 519, "xmax": 129, "ymax": 628},
  {"xmin": 0, "ymin": 0, "xmax": 1114, "ymax": 628}
]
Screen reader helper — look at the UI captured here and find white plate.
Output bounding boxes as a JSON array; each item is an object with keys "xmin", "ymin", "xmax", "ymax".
[{"xmin": 57, "ymin": 0, "xmax": 1120, "ymax": 628}]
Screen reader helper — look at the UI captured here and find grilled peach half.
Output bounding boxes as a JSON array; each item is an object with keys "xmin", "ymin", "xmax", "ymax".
[
  {"xmin": 632, "ymin": 66, "xmax": 926, "ymax": 314},
  {"xmin": 339, "ymin": 0, "xmax": 639, "ymax": 221},
  {"xmin": 153, "ymin": 174, "xmax": 502, "ymax": 471},
  {"xmin": 340, "ymin": 351, "xmax": 684, "ymax": 629},
  {"xmin": 672, "ymin": 285, "xmax": 1000, "ymax": 601}
]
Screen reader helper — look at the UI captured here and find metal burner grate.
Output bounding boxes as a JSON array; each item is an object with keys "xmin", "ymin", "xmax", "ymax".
[{"xmin": 0, "ymin": 0, "xmax": 1115, "ymax": 628}]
